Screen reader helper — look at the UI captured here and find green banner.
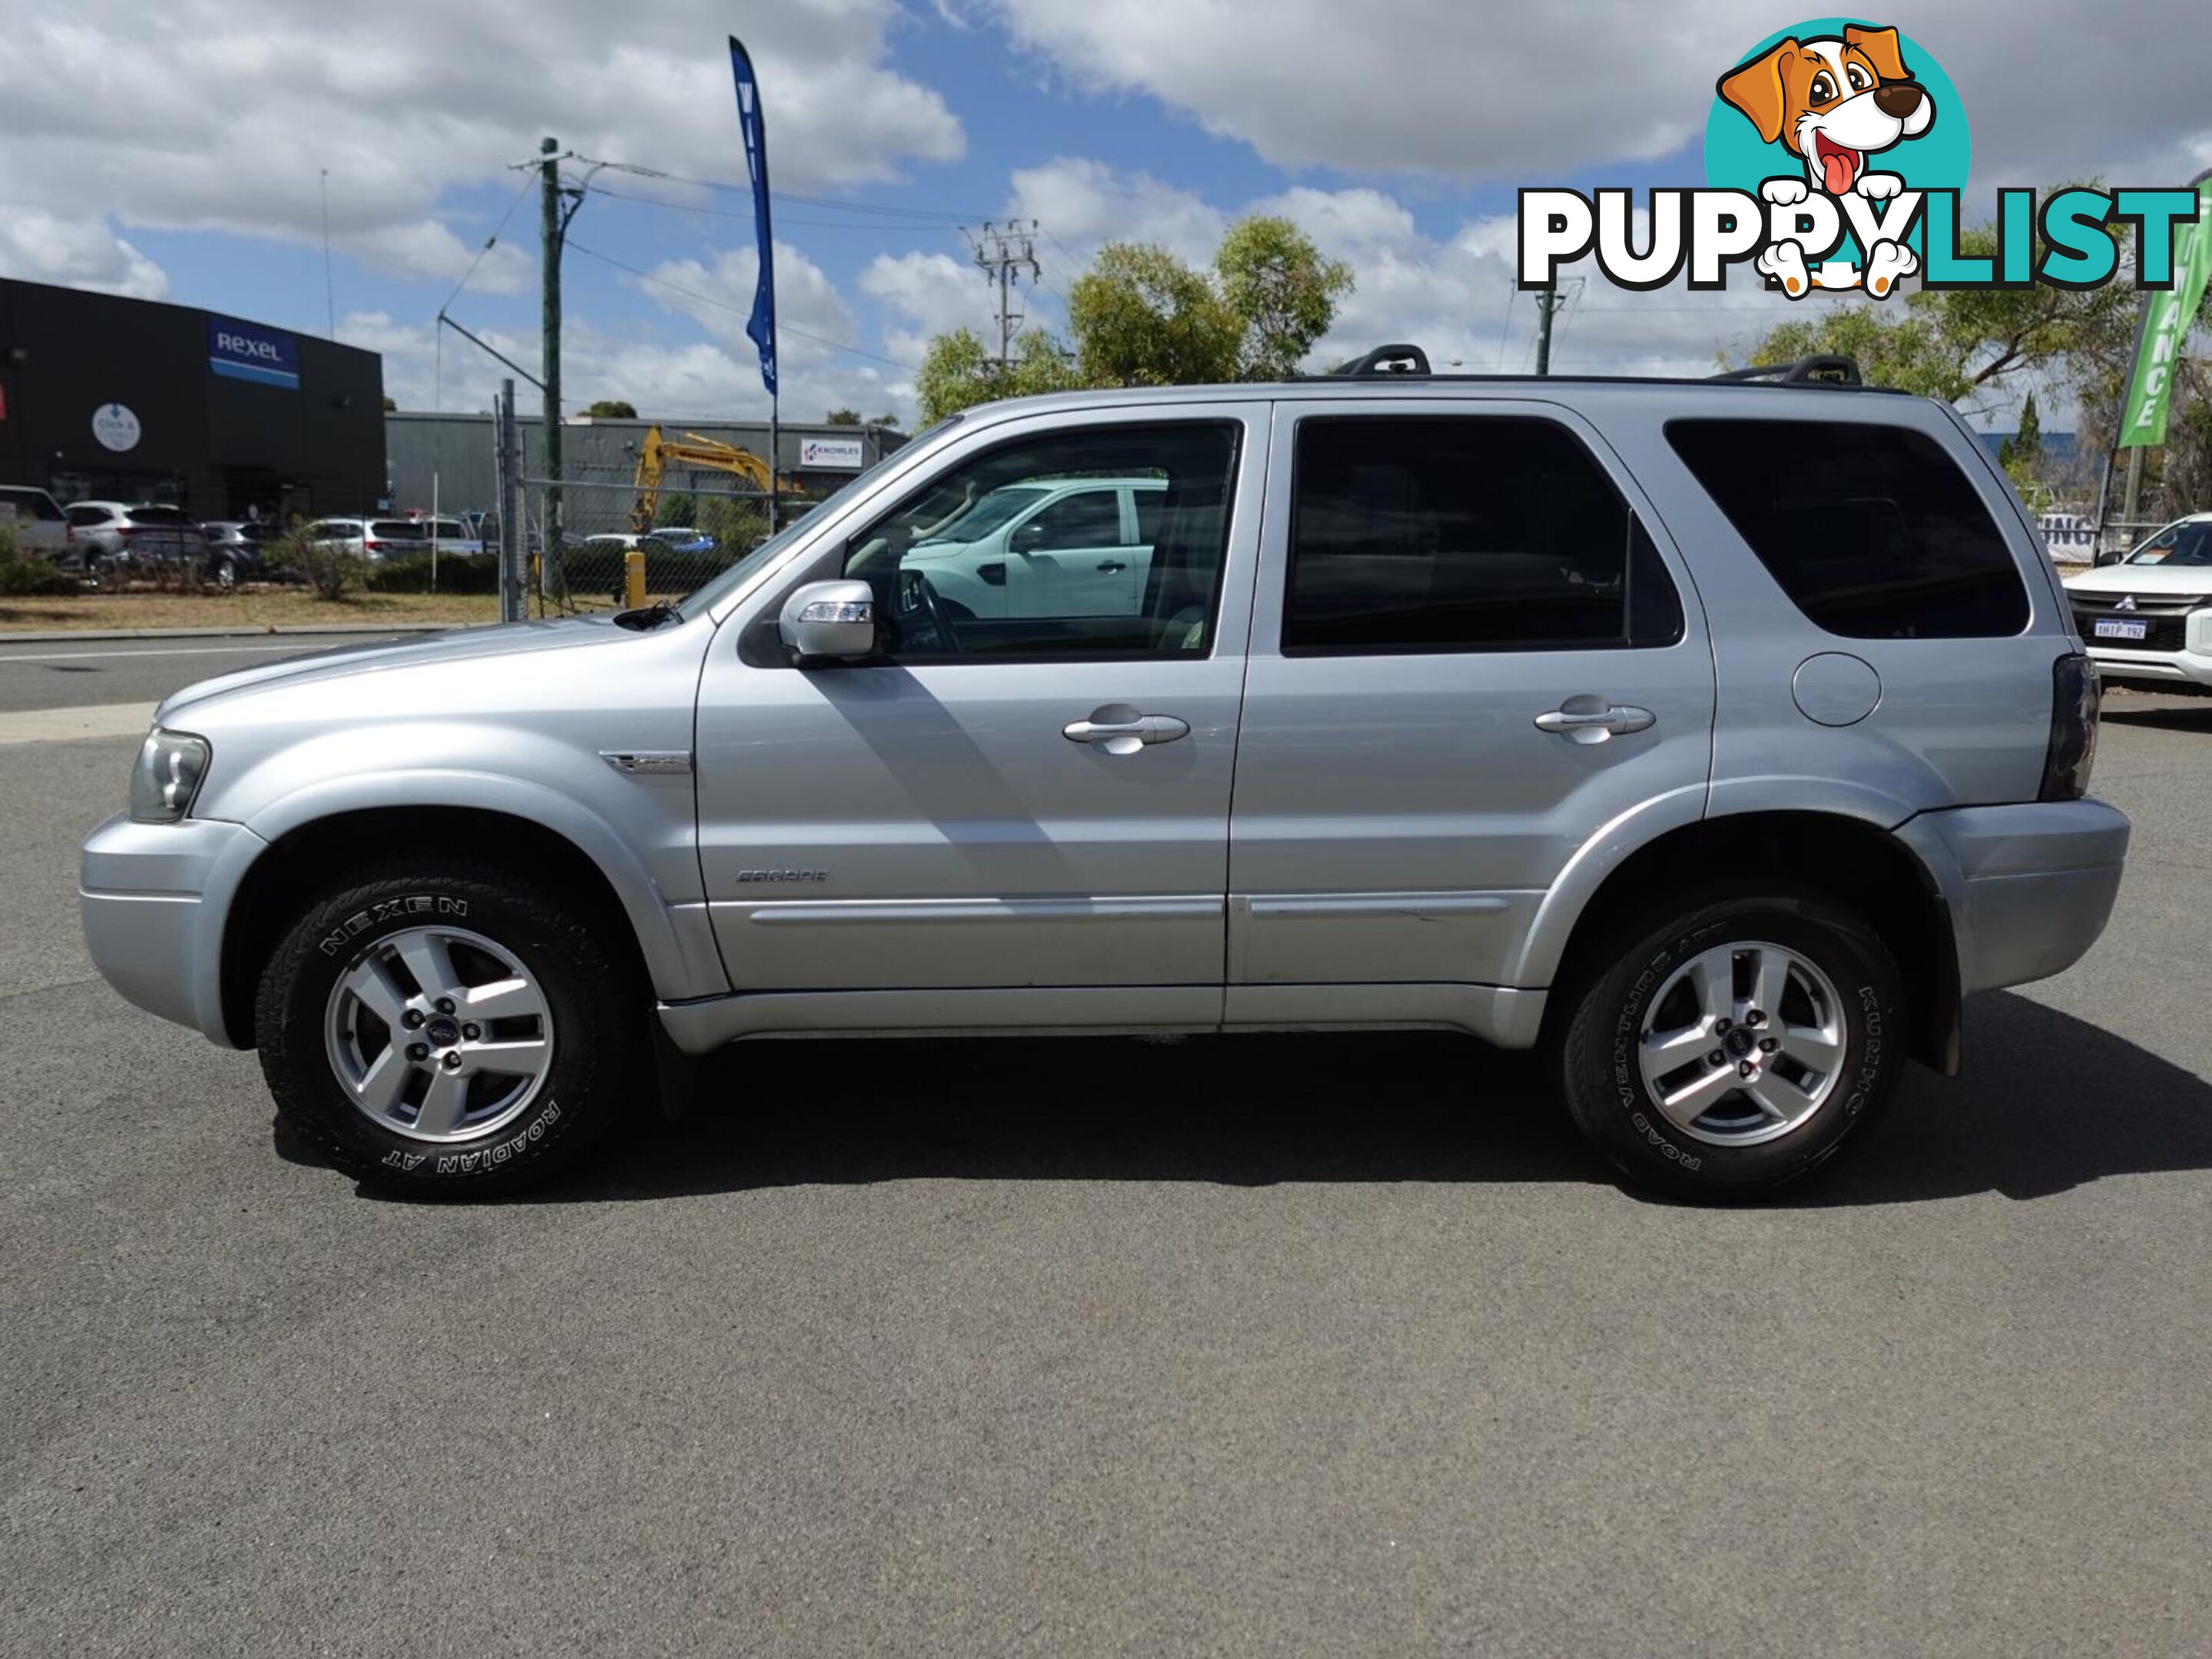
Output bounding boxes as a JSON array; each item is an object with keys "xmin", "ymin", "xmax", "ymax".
[{"xmin": 2121, "ymin": 174, "xmax": 2212, "ymax": 449}]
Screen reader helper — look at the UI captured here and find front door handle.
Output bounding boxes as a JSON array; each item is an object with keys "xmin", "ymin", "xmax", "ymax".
[
  {"xmin": 1534, "ymin": 699, "xmax": 1657, "ymax": 744},
  {"xmin": 1063, "ymin": 709, "xmax": 1190, "ymax": 755},
  {"xmin": 1096, "ymin": 559, "xmax": 1127, "ymax": 574}
]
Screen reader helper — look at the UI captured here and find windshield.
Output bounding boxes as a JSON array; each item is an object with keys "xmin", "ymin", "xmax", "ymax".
[
  {"xmin": 2127, "ymin": 521, "xmax": 2212, "ymax": 567},
  {"xmin": 922, "ymin": 485, "xmax": 1046, "ymax": 544},
  {"xmin": 671, "ymin": 417, "xmax": 959, "ymax": 620}
]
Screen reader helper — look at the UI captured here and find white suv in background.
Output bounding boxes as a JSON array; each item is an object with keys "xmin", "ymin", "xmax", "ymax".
[
  {"xmin": 900, "ymin": 476, "xmax": 1166, "ymax": 619},
  {"xmin": 2063, "ymin": 512, "xmax": 2212, "ymax": 690},
  {"xmin": 0, "ymin": 485, "xmax": 70, "ymax": 557}
]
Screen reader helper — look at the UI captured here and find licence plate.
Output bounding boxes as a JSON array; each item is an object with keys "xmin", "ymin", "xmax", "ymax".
[{"xmin": 2093, "ymin": 618, "xmax": 2149, "ymax": 641}]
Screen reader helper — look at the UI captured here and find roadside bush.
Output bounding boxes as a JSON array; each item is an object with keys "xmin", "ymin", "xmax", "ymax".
[
  {"xmin": 273, "ymin": 518, "xmax": 363, "ymax": 601},
  {"xmin": 0, "ymin": 525, "xmax": 77, "ymax": 596},
  {"xmin": 363, "ymin": 551, "xmax": 500, "ymax": 594}
]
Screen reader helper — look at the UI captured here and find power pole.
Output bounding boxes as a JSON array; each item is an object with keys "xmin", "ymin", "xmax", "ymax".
[
  {"xmin": 539, "ymin": 137, "xmax": 565, "ymax": 576},
  {"xmin": 1534, "ymin": 290, "xmax": 1560, "ymax": 377},
  {"xmin": 971, "ymin": 220, "xmax": 1041, "ymax": 368}
]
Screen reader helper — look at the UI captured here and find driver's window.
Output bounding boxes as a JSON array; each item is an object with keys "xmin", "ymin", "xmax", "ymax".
[
  {"xmin": 1018, "ymin": 489, "xmax": 1122, "ymax": 551},
  {"xmin": 841, "ymin": 422, "xmax": 1240, "ymax": 661}
]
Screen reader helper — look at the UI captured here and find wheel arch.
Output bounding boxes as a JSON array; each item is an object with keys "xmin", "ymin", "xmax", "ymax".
[
  {"xmin": 218, "ymin": 799, "xmax": 694, "ymax": 1049},
  {"xmin": 1535, "ymin": 809, "xmax": 1962, "ymax": 1074}
]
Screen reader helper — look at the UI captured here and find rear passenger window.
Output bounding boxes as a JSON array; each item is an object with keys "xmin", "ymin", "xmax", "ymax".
[
  {"xmin": 1666, "ymin": 419, "xmax": 2028, "ymax": 638},
  {"xmin": 1283, "ymin": 416, "xmax": 1683, "ymax": 655}
]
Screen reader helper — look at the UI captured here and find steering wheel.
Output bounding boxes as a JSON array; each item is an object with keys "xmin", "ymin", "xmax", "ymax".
[{"xmin": 897, "ymin": 567, "xmax": 959, "ymax": 654}]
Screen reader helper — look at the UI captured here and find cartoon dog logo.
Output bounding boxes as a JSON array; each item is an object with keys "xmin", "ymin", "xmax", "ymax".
[{"xmin": 1717, "ymin": 25, "xmax": 1934, "ymax": 296}]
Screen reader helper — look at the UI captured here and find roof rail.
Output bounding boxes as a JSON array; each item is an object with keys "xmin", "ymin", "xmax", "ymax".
[
  {"xmin": 1333, "ymin": 343, "xmax": 1432, "ymax": 377},
  {"xmin": 1708, "ymin": 354, "xmax": 1864, "ymax": 387}
]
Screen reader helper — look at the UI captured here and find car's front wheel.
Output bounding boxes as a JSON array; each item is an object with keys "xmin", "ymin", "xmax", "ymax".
[
  {"xmin": 255, "ymin": 861, "xmax": 644, "ymax": 1195},
  {"xmin": 1558, "ymin": 885, "xmax": 1906, "ymax": 1200}
]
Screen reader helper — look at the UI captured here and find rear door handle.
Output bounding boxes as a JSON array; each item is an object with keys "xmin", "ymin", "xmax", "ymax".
[
  {"xmin": 1096, "ymin": 559, "xmax": 1127, "ymax": 573},
  {"xmin": 1534, "ymin": 700, "xmax": 1656, "ymax": 744}
]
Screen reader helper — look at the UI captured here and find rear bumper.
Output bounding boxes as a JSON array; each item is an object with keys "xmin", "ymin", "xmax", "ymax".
[
  {"xmin": 1896, "ymin": 800, "xmax": 2130, "ymax": 995},
  {"xmin": 79, "ymin": 813, "xmax": 267, "ymax": 1043}
]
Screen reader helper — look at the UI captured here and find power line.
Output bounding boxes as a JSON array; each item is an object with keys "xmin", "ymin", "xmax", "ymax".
[
  {"xmin": 564, "ymin": 239, "xmax": 915, "ymax": 371},
  {"xmin": 579, "ymin": 181, "xmax": 979, "ymax": 233},
  {"xmin": 571, "ymin": 154, "xmax": 985, "ymax": 224},
  {"xmin": 440, "ymin": 171, "xmax": 539, "ymax": 316}
]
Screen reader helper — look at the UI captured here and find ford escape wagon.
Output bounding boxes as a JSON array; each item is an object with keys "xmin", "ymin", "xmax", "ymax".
[{"xmin": 79, "ymin": 349, "xmax": 2128, "ymax": 1199}]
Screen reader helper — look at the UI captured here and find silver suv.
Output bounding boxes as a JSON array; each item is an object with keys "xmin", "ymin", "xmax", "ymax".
[{"xmin": 78, "ymin": 354, "xmax": 2128, "ymax": 1199}]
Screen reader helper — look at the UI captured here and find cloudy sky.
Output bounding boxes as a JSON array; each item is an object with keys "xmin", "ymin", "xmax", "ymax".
[{"xmin": 4, "ymin": 0, "xmax": 2207, "ymax": 427}]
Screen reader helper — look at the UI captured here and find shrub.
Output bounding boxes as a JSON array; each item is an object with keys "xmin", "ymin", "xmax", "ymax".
[
  {"xmin": 363, "ymin": 551, "xmax": 501, "ymax": 594},
  {"xmin": 273, "ymin": 518, "xmax": 363, "ymax": 601},
  {"xmin": 0, "ymin": 524, "xmax": 76, "ymax": 596}
]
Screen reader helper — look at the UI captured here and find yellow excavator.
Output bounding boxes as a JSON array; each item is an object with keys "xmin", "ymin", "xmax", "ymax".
[{"xmin": 628, "ymin": 426, "xmax": 793, "ymax": 534}]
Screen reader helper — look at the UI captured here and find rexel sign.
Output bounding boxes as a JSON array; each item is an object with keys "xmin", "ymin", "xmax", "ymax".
[{"xmin": 206, "ymin": 316, "xmax": 300, "ymax": 391}]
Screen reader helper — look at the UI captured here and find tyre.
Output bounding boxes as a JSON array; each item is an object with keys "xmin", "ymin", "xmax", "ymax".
[
  {"xmin": 210, "ymin": 553, "xmax": 238, "ymax": 591},
  {"xmin": 255, "ymin": 860, "xmax": 645, "ymax": 1196},
  {"xmin": 1558, "ymin": 884, "xmax": 1906, "ymax": 1200}
]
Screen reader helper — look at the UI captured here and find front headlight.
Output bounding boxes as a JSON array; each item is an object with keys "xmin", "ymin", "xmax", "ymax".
[{"xmin": 129, "ymin": 729, "xmax": 211, "ymax": 823}]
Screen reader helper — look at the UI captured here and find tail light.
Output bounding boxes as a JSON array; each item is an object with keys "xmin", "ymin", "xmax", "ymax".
[
  {"xmin": 365, "ymin": 539, "xmax": 386, "ymax": 554},
  {"xmin": 2039, "ymin": 651, "xmax": 2099, "ymax": 801}
]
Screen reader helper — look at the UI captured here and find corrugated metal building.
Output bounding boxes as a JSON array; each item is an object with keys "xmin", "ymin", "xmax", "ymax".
[{"xmin": 385, "ymin": 412, "xmax": 907, "ymax": 525}]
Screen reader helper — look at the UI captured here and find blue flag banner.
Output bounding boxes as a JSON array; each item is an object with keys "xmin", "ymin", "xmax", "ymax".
[{"xmin": 729, "ymin": 35, "xmax": 777, "ymax": 399}]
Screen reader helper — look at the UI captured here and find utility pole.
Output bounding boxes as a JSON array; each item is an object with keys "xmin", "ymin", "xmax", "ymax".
[
  {"xmin": 539, "ymin": 137, "xmax": 565, "ymax": 577},
  {"xmin": 1533, "ymin": 290, "xmax": 1561, "ymax": 377},
  {"xmin": 971, "ymin": 220, "xmax": 1041, "ymax": 368}
]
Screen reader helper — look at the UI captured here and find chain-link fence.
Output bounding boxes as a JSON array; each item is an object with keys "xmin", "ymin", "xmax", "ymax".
[{"xmin": 515, "ymin": 460, "xmax": 789, "ymax": 614}]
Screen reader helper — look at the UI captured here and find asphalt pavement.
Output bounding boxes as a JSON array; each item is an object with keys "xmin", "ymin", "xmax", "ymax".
[
  {"xmin": 2, "ymin": 643, "xmax": 2209, "ymax": 1656},
  {"xmin": 0, "ymin": 632, "xmax": 408, "ymax": 714}
]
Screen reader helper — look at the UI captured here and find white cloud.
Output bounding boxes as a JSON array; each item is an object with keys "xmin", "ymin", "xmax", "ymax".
[
  {"xmin": 0, "ymin": 208, "xmax": 168, "ymax": 299},
  {"xmin": 972, "ymin": 0, "xmax": 2212, "ymax": 186},
  {"xmin": 861, "ymin": 250, "xmax": 997, "ymax": 362},
  {"xmin": 1006, "ymin": 157, "xmax": 1226, "ymax": 267},
  {"xmin": 0, "ymin": 0, "xmax": 963, "ymax": 288}
]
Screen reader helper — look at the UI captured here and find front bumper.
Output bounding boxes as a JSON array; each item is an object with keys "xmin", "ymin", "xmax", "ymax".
[
  {"xmin": 79, "ymin": 813, "xmax": 267, "ymax": 1043},
  {"xmin": 2085, "ymin": 644, "xmax": 2212, "ymax": 687},
  {"xmin": 1896, "ymin": 800, "xmax": 2131, "ymax": 995}
]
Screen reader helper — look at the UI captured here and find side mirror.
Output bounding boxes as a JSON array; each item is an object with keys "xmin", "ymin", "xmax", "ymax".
[
  {"xmin": 779, "ymin": 579, "xmax": 877, "ymax": 663},
  {"xmin": 1010, "ymin": 522, "xmax": 1045, "ymax": 554}
]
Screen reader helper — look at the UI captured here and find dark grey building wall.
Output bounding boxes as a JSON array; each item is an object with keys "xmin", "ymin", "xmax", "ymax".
[{"xmin": 0, "ymin": 277, "xmax": 384, "ymax": 521}]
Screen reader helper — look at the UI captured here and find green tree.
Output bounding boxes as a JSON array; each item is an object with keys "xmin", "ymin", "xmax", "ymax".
[
  {"xmin": 1998, "ymin": 392, "xmax": 2047, "ymax": 508},
  {"xmin": 915, "ymin": 327, "xmax": 1085, "ymax": 424},
  {"xmin": 582, "ymin": 399, "xmax": 637, "ymax": 419},
  {"xmin": 825, "ymin": 408, "xmax": 862, "ymax": 425},
  {"xmin": 1735, "ymin": 197, "xmax": 2137, "ymax": 407},
  {"xmin": 912, "ymin": 214, "xmax": 1356, "ymax": 420},
  {"xmin": 1068, "ymin": 242, "xmax": 1242, "ymax": 387},
  {"xmin": 379, "ymin": 395, "xmax": 397, "ymax": 412},
  {"xmin": 654, "ymin": 491, "xmax": 697, "ymax": 529},
  {"xmin": 1214, "ymin": 215, "xmax": 1353, "ymax": 380}
]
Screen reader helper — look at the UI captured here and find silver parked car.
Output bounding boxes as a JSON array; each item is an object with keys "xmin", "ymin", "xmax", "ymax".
[
  {"xmin": 61, "ymin": 501, "xmax": 208, "ymax": 578},
  {"xmin": 79, "ymin": 352, "xmax": 2128, "ymax": 1199}
]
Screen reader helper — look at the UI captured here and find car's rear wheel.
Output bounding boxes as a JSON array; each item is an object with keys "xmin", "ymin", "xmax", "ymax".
[
  {"xmin": 256, "ymin": 861, "xmax": 644, "ymax": 1195},
  {"xmin": 1558, "ymin": 885, "xmax": 1906, "ymax": 1199},
  {"xmin": 209, "ymin": 553, "xmax": 239, "ymax": 591}
]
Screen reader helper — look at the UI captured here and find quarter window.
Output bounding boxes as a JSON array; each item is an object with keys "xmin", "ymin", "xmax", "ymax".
[
  {"xmin": 1283, "ymin": 416, "xmax": 1683, "ymax": 655},
  {"xmin": 1666, "ymin": 419, "xmax": 2029, "ymax": 638}
]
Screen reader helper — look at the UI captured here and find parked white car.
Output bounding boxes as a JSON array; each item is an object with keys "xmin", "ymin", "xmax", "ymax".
[
  {"xmin": 0, "ymin": 484, "xmax": 69, "ymax": 558},
  {"xmin": 901, "ymin": 476, "xmax": 1166, "ymax": 619},
  {"xmin": 2063, "ymin": 512, "xmax": 2212, "ymax": 690},
  {"xmin": 307, "ymin": 517, "xmax": 480, "ymax": 563}
]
